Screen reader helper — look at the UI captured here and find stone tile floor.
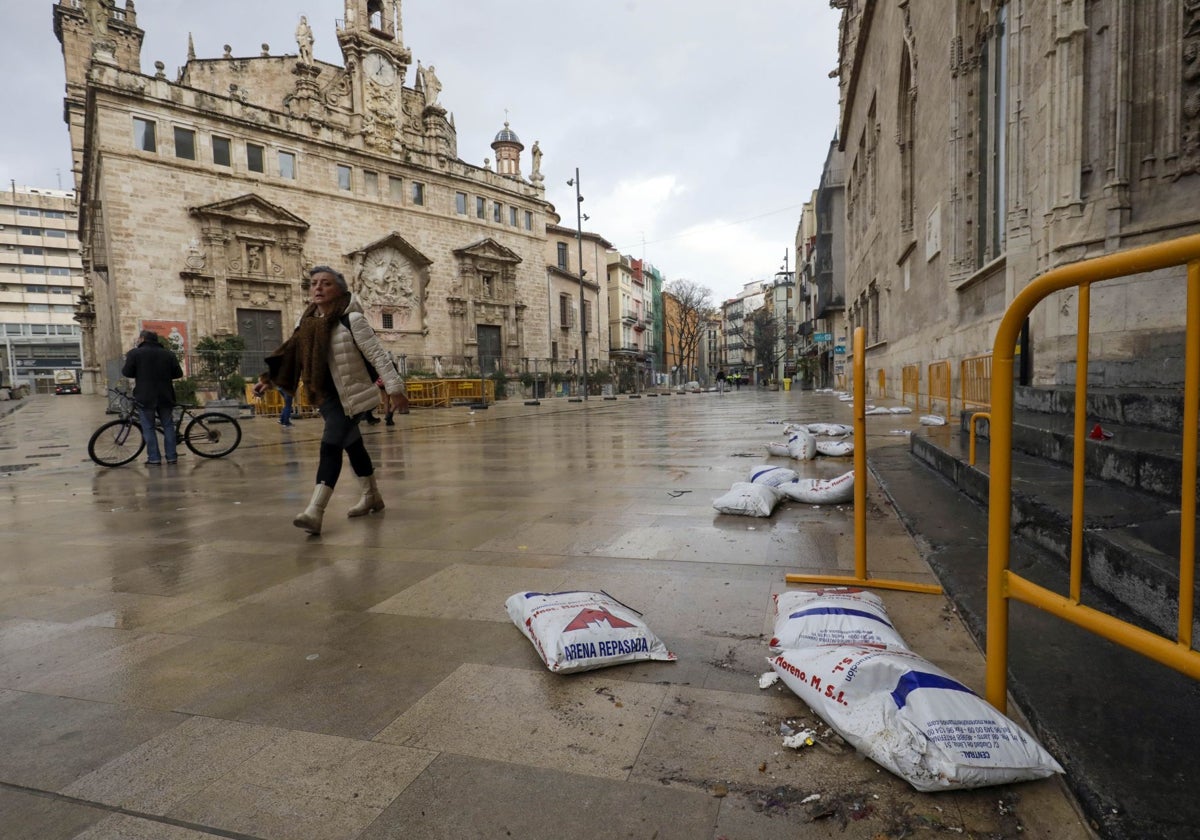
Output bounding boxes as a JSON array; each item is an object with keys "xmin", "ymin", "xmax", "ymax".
[{"xmin": 0, "ymin": 391, "xmax": 1093, "ymax": 839}]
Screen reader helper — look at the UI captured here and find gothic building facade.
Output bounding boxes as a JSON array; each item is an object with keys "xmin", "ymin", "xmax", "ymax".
[
  {"xmin": 54, "ymin": 0, "xmax": 556, "ymax": 389},
  {"xmin": 835, "ymin": 0, "xmax": 1200, "ymax": 393}
]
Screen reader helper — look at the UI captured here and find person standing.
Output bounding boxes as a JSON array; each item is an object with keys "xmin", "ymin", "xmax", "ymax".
[
  {"xmin": 121, "ymin": 329, "xmax": 184, "ymax": 466},
  {"xmin": 715, "ymin": 368, "xmax": 727, "ymax": 394},
  {"xmin": 255, "ymin": 266, "xmax": 406, "ymax": 535}
]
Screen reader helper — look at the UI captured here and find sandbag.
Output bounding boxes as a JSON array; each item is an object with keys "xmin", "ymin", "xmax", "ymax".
[
  {"xmin": 770, "ymin": 644, "xmax": 1063, "ymax": 791},
  {"xmin": 766, "ymin": 442, "xmax": 792, "ymax": 458},
  {"xmin": 807, "ymin": 423, "xmax": 853, "ymax": 437},
  {"xmin": 506, "ymin": 590, "xmax": 676, "ymax": 674},
  {"xmin": 889, "ymin": 406, "xmax": 913, "ymax": 414},
  {"xmin": 786, "ymin": 428, "xmax": 817, "ymax": 461},
  {"xmin": 866, "ymin": 406, "xmax": 892, "ymax": 416},
  {"xmin": 748, "ymin": 464, "xmax": 799, "ymax": 487},
  {"xmin": 816, "ymin": 440, "xmax": 853, "ymax": 457},
  {"xmin": 713, "ymin": 482, "xmax": 782, "ymax": 517},
  {"xmin": 778, "ymin": 470, "xmax": 854, "ymax": 504},
  {"xmin": 920, "ymin": 415, "xmax": 947, "ymax": 426},
  {"xmin": 770, "ymin": 588, "xmax": 909, "ymax": 652}
]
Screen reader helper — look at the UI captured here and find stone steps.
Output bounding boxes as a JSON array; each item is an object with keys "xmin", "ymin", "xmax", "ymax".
[{"xmin": 913, "ymin": 385, "xmax": 1198, "ymax": 640}]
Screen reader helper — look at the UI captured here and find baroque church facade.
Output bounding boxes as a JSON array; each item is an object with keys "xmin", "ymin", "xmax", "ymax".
[
  {"xmin": 835, "ymin": 0, "xmax": 1200, "ymax": 392},
  {"xmin": 54, "ymin": 0, "xmax": 557, "ymax": 388}
]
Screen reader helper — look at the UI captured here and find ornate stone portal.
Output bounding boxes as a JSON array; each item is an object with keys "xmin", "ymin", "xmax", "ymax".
[
  {"xmin": 183, "ymin": 194, "xmax": 310, "ymax": 337},
  {"xmin": 347, "ymin": 233, "xmax": 432, "ymax": 335}
]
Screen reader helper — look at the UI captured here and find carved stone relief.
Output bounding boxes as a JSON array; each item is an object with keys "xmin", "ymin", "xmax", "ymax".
[{"xmin": 348, "ymin": 234, "xmax": 432, "ymax": 334}]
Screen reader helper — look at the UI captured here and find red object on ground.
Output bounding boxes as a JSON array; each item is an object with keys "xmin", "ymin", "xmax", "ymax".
[{"xmin": 1089, "ymin": 423, "xmax": 1113, "ymax": 441}]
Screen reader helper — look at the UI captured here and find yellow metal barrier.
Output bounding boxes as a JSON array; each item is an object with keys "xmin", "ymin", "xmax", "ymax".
[
  {"xmin": 986, "ymin": 233, "xmax": 1200, "ymax": 713},
  {"xmin": 928, "ymin": 360, "xmax": 951, "ymax": 415},
  {"xmin": 405, "ymin": 380, "xmax": 450, "ymax": 408},
  {"xmin": 785, "ymin": 327, "xmax": 942, "ymax": 596},
  {"xmin": 961, "ymin": 353, "xmax": 992, "ymax": 412},
  {"xmin": 968, "ymin": 411, "xmax": 990, "ymax": 466},
  {"xmin": 877, "ymin": 368, "xmax": 887, "ymax": 398},
  {"xmin": 901, "ymin": 364, "xmax": 920, "ymax": 408}
]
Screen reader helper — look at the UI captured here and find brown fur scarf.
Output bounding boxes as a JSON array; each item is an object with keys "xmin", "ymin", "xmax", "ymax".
[{"xmin": 266, "ymin": 298, "xmax": 349, "ymax": 405}]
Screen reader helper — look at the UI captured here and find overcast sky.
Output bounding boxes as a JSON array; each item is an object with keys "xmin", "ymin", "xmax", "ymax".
[{"xmin": 1, "ymin": 0, "xmax": 842, "ymax": 303}]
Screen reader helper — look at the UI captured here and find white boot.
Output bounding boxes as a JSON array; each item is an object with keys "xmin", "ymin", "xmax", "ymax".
[
  {"xmin": 347, "ymin": 474, "xmax": 385, "ymax": 517},
  {"xmin": 294, "ymin": 483, "xmax": 334, "ymax": 534}
]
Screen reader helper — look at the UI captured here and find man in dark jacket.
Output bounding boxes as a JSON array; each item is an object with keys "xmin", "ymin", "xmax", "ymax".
[{"xmin": 121, "ymin": 329, "xmax": 184, "ymax": 465}]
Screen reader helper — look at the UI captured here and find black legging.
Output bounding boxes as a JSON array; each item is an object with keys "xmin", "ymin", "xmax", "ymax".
[{"xmin": 316, "ymin": 397, "xmax": 373, "ymax": 487}]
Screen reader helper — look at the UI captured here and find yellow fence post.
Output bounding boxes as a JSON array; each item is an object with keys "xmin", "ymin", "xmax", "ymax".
[{"xmin": 785, "ymin": 327, "xmax": 942, "ymax": 596}]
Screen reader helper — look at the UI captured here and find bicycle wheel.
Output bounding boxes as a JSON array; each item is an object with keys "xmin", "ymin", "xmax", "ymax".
[
  {"xmin": 183, "ymin": 412, "xmax": 242, "ymax": 458},
  {"xmin": 88, "ymin": 419, "xmax": 145, "ymax": 467}
]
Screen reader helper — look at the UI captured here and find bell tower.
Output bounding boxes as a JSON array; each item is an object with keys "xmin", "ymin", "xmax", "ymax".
[
  {"xmin": 53, "ymin": 0, "xmax": 145, "ymax": 191},
  {"xmin": 337, "ymin": 0, "xmax": 412, "ymax": 147}
]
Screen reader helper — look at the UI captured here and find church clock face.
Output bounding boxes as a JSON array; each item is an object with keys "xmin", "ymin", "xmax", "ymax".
[{"xmin": 363, "ymin": 52, "xmax": 396, "ymax": 86}]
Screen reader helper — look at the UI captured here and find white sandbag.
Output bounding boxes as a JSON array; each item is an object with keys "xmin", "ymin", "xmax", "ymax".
[
  {"xmin": 770, "ymin": 644, "xmax": 1063, "ymax": 791},
  {"xmin": 816, "ymin": 440, "xmax": 854, "ymax": 457},
  {"xmin": 889, "ymin": 406, "xmax": 913, "ymax": 414},
  {"xmin": 866, "ymin": 406, "xmax": 892, "ymax": 416},
  {"xmin": 807, "ymin": 423, "xmax": 853, "ymax": 437},
  {"xmin": 786, "ymin": 428, "xmax": 817, "ymax": 461},
  {"xmin": 766, "ymin": 441, "xmax": 791, "ymax": 458},
  {"xmin": 779, "ymin": 470, "xmax": 855, "ymax": 504},
  {"xmin": 838, "ymin": 395, "xmax": 854, "ymax": 402},
  {"xmin": 919, "ymin": 414, "xmax": 947, "ymax": 426},
  {"xmin": 748, "ymin": 464, "xmax": 799, "ymax": 487},
  {"xmin": 770, "ymin": 588, "xmax": 909, "ymax": 652},
  {"xmin": 507, "ymin": 590, "xmax": 677, "ymax": 674},
  {"xmin": 713, "ymin": 482, "xmax": 782, "ymax": 517}
]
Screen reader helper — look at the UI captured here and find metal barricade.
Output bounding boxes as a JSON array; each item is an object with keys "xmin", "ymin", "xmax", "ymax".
[
  {"xmin": 902, "ymin": 364, "xmax": 920, "ymax": 408},
  {"xmin": 985, "ymin": 233, "xmax": 1200, "ymax": 712},
  {"xmin": 927, "ymin": 360, "xmax": 951, "ymax": 415}
]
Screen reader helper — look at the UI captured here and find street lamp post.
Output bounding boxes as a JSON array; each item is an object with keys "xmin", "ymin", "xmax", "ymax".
[{"xmin": 567, "ymin": 169, "xmax": 589, "ymax": 401}]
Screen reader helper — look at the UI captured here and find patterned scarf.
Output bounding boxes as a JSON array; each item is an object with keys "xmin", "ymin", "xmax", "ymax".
[{"xmin": 266, "ymin": 297, "xmax": 349, "ymax": 405}]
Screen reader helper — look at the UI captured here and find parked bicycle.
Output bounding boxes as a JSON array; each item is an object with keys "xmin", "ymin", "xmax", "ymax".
[{"xmin": 88, "ymin": 388, "xmax": 242, "ymax": 467}]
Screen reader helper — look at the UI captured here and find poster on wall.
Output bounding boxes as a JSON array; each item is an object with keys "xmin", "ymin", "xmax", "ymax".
[{"xmin": 139, "ymin": 319, "xmax": 190, "ymax": 375}]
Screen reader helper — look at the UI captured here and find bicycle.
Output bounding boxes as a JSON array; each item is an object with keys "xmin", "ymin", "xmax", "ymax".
[{"xmin": 88, "ymin": 388, "xmax": 243, "ymax": 467}]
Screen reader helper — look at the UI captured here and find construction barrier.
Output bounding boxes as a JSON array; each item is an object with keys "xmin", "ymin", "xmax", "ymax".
[
  {"xmin": 785, "ymin": 327, "xmax": 942, "ymax": 596},
  {"xmin": 877, "ymin": 368, "xmax": 887, "ymax": 399},
  {"xmin": 985, "ymin": 233, "xmax": 1200, "ymax": 713},
  {"xmin": 961, "ymin": 353, "xmax": 992, "ymax": 412},
  {"xmin": 901, "ymin": 364, "xmax": 920, "ymax": 408},
  {"xmin": 928, "ymin": 360, "xmax": 952, "ymax": 415}
]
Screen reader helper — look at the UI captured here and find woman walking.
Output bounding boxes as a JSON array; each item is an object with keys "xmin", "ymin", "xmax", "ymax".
[{"xmin": 255, "ymin": 266, "xmax": 408, "ymax": 535}]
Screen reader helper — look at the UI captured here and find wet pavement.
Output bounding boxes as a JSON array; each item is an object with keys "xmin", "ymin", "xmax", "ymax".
[{"xmin": 0, "ymin": 390, "xmax": 1094, "ymax": 839}]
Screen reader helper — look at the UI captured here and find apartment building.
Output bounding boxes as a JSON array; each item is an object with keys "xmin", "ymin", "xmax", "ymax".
[{"xmin": 0, "ymin": 186, "xmax": 85, "ymax": 391}]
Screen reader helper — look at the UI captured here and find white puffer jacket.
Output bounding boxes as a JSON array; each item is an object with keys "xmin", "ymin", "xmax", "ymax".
[{"xmin": 326, "ymin": 295, "xmax": 405, "ymax": 417}]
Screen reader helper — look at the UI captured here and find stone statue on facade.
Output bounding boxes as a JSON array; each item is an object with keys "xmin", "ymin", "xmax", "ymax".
[
  {"xmin": 296, "ymin": 16, "xmax": 314, "ymax": 65},
  {"xmin": 420, "ymin": 63, "xmax": 442, "ymax": 108},
  {"xmin": 530, "ymin": 140, "xmax": 544, "ymax": 183}
]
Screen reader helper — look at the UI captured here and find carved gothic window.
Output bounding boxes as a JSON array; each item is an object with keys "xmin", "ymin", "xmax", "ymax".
[{"xmin": 977, "ymin": 4, "xmax": 1008, "ymax": 265}]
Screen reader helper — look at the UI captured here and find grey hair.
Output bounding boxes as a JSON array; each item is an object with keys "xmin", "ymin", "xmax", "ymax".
[{"xmin": 308, "ymin": 265, "xmax": 347, "ymax": 292}]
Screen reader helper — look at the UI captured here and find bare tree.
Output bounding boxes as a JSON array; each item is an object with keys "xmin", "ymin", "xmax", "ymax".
[
  {"xmin": 746, "ymin": 308, "xmax": 788, "ymax": 381},
  {"xmin": 664, "ymin": 279, "xmax": 715, "ymax": 384}
]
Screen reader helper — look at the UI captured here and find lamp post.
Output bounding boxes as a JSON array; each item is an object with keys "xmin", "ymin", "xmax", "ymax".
[
  {"xmin": 774, "ymin": 249, "xmax": 796, "ymax": 385},
  {"xmin": 567, "ymin": 169, "xmax": 588, "ymax": 401}
]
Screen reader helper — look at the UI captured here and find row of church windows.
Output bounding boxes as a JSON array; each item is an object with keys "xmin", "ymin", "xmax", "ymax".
[{"xmin": 131, "ymin": 117, "xmax": 539, "ymax": 232}]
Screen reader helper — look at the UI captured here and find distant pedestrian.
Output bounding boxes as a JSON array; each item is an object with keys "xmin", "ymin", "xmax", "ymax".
[
  {"xmin": 716, "ymin": 368, "xmax": 727, "ymax": 394},
  {"xmin": 255, "ymin": 265, "xmax": 407, "ymax": 535},
  {"xmin": 121, "ymin": 329, "xmax": 183, "ymax": 466},
  {"xmin": 257, "ymin": 372, "xmax": 294, "ymax": 426}
]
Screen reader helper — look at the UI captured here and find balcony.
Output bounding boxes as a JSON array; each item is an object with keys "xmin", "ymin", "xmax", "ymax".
[{"xmin": 632, "ymin": 319, "xmax": 646, "ymax": 332}]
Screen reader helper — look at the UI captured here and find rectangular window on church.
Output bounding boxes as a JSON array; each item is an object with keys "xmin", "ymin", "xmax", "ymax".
[
  {"xmin": 337, "ymin": 164, "xmax": 352, "ymax": 191},
  {"xmin": 364, "ymin": 170, "xmax": 379, "ymax": 197},
  {"xmin": 411, "ymin": 182, "xmax": 425, "ymax": 205},
  {"xmin": 212, "ymin": 136, "xmax": 231, "ymax": 166},
  {"xmin": 382, "ymin": 312, "xmax": 394, "ymax": 330},
  {"xmin": 278, "ymin": 151, "xmax": 296, "ymax": 180},
  {"xmin": 556, "ymin": 242, "xmax": 568, "ymax": 270},
  {"xmin": 247, "ymin": 143, "xmax": 265, "ymax": 173},
  {"xmin": 509, "ymin": 207, "xmax": 518, "ymax": 226},
  {"xmin": 133, "ymin": 118, "xmax": 156, "ymax": 152},
  {"xmin": 476, "ymin": 196, "xmax": 485, "ymax": 219},
  {"xmin": 524, "ymin": 210, "xmax": 533, "ymax": 231},
  {"xmin": 389, "ymin": 176, "xmax": 403, "ymax": 202},
  {"xmin": 173, "ymin": 127, "xmax": 196, "ymax": 160},
  {"xmin": 455, "ymin": 192, "xmax": 467, "ymax": 215},
  {"xmin": 493, "ymin": 201, "xmax": 502, "ymax": 223}
]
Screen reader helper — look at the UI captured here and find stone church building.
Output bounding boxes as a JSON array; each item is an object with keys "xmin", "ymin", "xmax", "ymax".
[
  {"xmin": 835, "ymin": 0, "xmax": 1200, "ymax": 394},
  {"xmin": 54, "ymin": 0, "xmax": 556, "ymax": 388}
]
